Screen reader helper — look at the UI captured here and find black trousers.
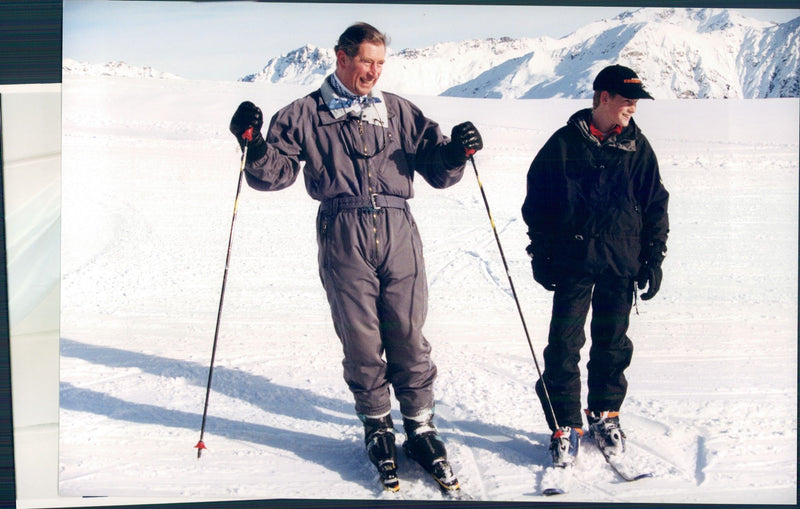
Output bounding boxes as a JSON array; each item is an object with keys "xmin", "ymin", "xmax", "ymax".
[{"xmin": 535, "ymin": 273, "xmax": 634, "ymax": 431}]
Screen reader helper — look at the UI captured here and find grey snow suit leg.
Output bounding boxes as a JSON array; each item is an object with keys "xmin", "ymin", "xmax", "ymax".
[
  {"xmin": 317, "ymin": 206, "xmax": 436, "ymax": 418},
  {"xmin": 535, "ymin": 273, "xmax": 634, "ymax": 431}
]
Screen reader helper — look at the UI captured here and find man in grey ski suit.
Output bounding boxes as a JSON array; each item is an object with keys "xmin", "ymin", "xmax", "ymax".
[{"xmin": 229, "ymin": 22, "xmax": 482, "ymax": 490}]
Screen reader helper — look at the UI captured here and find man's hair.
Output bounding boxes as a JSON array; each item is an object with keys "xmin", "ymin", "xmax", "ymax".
[
  {"xmin": 334, "ymin": 22, "xmax": 389, "ymax": 57},
  {"xmin": 592, "ymin": 90, "xmax": 618, "ymax": 109}
]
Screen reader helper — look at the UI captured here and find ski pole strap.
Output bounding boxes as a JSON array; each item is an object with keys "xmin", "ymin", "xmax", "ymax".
[{"xmin": 320, "ymin": 194, "xmax": 408, "ymax": 214}]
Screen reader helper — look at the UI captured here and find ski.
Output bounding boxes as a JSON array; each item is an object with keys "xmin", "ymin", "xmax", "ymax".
[
  {"xmin": 444, "ymin": 485, "xmax": 474, "ymax": 501},
  {"xmin": 541, "ymin": 464, "xmax": 574, "ymax": 496},
  {"xmin": 585, "ymin": 411, "xmax": 653, "ymax": 483},
  {"xmin": 601, "ymin": 451, "xmax": 654, "ymax": 482},
  {"xmin": 541, "ymin": 426, "xmax": 581, "ymax": 495}
]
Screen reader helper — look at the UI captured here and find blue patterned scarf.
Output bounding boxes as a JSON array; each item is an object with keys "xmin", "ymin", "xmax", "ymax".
[{"xmin": 327, "ymin": 73, "xmax": 382, "ymax": 110}]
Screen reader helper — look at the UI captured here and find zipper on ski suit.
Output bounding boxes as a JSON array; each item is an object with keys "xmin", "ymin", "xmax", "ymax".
[{"xmin": 357, "ymin": 117, "xmax": 382, "ymax": 264}]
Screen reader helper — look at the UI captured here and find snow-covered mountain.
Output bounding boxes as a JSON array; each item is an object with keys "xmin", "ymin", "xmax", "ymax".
[
  {"xmin": 241, "ymin": 44, "xmax": 335, "ymax": 86},
  {"xmin": 242, "ymin": 8, "xmax": 800, "ymax": 99},
  {"xmin": 62, "ymin": 58, "xmax": 182, "ymax": 80}
]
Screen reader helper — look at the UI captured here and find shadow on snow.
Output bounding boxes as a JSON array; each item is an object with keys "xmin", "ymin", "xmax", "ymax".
[{"xmin": 60, "ymin": 336, "xmax": 552, "ymax": 486}]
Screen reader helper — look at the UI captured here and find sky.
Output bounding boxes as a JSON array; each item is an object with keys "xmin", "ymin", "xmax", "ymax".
[{"xmin": 62, "ymin": 1, "xmax": 800, "ymax": 81}]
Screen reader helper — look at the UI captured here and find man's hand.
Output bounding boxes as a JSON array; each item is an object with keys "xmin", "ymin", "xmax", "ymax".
[
  {"xmin": 229, "ymin": 101, "xmax": 267, "ymax": 161},
  {"xmin": 444, "ymin": 121, "xmax": 483, "ymax": 165},
  {"xmin": 636, "ymin": 265, "xmax": 662, "ymax": 300},
  {"xmin": 637, "ymin": 240, "xmax": 666, "ymax": 300},
  {"xmin": 527, "ymin": 243, "xmax": 556, "ymax": 291}
]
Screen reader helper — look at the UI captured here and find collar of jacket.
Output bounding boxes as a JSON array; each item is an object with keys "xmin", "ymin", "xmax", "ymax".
[
  {"xmin": 319, "ymin": 74, "xmax": 389, "ymax": 127},
  {"xmin": 569, "ymin": 108, "xmax": 638, "ymax": 152}
]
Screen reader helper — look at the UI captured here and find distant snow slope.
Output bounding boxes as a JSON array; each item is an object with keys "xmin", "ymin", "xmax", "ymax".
[{"xmin": 62, "ymin": 58, "xmax": 182, "ymax": 80}]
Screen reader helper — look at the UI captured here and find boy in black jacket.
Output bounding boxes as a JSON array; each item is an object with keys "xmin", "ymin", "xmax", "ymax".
[{"xmin": 521, "ymin": 65, "xmax": 669, "ymax": 466}]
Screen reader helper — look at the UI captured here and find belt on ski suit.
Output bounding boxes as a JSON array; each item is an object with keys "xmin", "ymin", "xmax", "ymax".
[{"xmin": 319, "ymin": 193, "xmax": 408, "ymax": 214}]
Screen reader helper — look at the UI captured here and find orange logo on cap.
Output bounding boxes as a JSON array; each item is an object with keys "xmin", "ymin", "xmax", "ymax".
[{"xmin": 623, "ymin": 79, "xmax": 642, "ymax": 84}]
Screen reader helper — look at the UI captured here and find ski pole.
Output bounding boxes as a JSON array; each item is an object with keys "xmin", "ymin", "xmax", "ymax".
[
  {"xmin": 467, "ymin": 154, "xmax": 560, "ymax": 430},
  {"xmin": 195, "ymin": 126, "xmax": 253, "ymax": 459}
]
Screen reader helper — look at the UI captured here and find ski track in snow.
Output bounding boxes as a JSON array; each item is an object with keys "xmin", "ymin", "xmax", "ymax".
[{"xmin": 58, "ymin": 76, "xmax": 798, "ymax": 504}]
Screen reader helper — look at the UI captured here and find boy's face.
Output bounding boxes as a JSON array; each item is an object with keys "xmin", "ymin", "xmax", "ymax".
[
  {"xmin": 602, "ymin": 92, "xmax": 639, "ymax": 128},
  {"xmin": 336, "ymin": 41, "xmax": 386, "ymax": 96}
]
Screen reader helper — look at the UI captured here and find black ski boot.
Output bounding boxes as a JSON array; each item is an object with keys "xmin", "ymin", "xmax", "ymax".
[
  {"xmin": 402, "ymin": 410, "xmax": 460, "ymax": 491},
  {"xmin": 586, "ymin": 410, "xmax": 626, "ymax": 458},
  {"xmin": 549, "ymin": 426, "xmax": 582, "ymax": 468},
  {"xmin": 360, "ymin": 413, "xmax": 399, "ymax": 492}
]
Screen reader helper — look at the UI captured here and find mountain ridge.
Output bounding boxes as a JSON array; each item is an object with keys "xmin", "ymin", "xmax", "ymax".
[
  {"xmin": 64, "ymin": 7, "xmax": 799, "ymax": 99},
  {"xmin": 241, "ymin": 7, "xmax": 799, "ymax": 99}
]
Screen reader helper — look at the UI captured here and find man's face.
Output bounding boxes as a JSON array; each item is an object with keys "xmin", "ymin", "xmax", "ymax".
[
  {"xmin": 336, "ymin": 41, "xmax": 385, "ymax": 96},
  {"xmin": 603, "ymin": 92, "xmax": 639, "ymax": 128}
]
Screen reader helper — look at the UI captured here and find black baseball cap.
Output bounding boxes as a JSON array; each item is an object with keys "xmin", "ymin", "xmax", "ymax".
[{"xmin": 593, "ymin": 64, "xmax": 654, "ymax": 100}]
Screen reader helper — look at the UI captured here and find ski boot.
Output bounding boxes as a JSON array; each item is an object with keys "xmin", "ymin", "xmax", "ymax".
[
  {"xmin": 402, "ymin": 409, "xmax": 460, "ymax": 491},
  {"xmin": 586, "ymin": 410, "xmax": 626, "ymax": 458},
  {"xmin": 360, "ymin": 413, "xmax": 399, "ymax": 492},
  {"xmin": 549, "ymin": 426, "xmax": 582, "ymax": 468}
]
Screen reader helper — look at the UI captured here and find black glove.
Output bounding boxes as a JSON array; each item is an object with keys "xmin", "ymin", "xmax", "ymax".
[
  {"xmin": 444, "ymin": 121, "xmax": 483, "ymax": 165},
  {"xmin": 527, "ymin": 243, "xmax": 556, "ymax": 291},
  {"xmin": 229, "ymin": 101, "xmax": 267, "ymax": 161},
  {"xmin": 636, "ymin": 240, "xmax": 666, "ymax": 300}
]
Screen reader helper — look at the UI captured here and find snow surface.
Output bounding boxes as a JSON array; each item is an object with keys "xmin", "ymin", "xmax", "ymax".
[{"xmin": 60, "ymin": 75, "xmax": 798, "ymax": 504}]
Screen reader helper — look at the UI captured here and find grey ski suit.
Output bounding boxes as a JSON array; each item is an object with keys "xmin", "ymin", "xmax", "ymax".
[{"xmin": 244, "ymin": 76, "xmax": 466, "ymax": 418}]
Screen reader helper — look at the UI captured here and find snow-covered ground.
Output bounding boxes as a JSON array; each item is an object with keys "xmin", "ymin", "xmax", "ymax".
[{"xmin": 59, "ymin": 75, "xmax": 797, "ymax": 504}]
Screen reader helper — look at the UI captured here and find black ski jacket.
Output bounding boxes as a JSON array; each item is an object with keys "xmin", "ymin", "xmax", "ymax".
[{"xmin": 521, "ymin": 108, "xmax": 669, "ymax": 278}]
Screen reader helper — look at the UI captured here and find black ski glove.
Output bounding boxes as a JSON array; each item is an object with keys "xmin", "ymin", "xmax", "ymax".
[
  {"xmin": 229, "ymin": 101, "xmax": 267, "ymax": 162},
  {"xmin": 527, "ymin": 242, "xmax": 556, "ymax": 291},
  {"xmin": 636, "ymin": 240, "xmax": 666, "ymax": 300},
  {"xmin": 444, "ymin": 121, "xmax": 483, "ymax": 166}
]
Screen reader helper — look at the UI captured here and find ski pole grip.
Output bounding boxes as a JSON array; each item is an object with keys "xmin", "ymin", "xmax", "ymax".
[{"xmin": 242, "ymin": 126, "xmax": 254, "ymax": 142}]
